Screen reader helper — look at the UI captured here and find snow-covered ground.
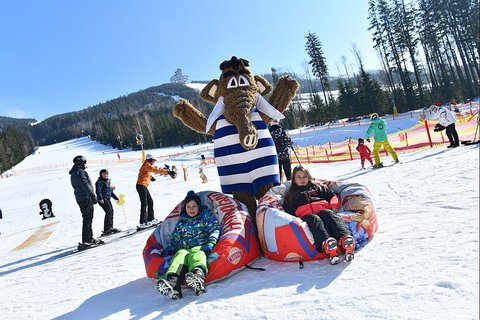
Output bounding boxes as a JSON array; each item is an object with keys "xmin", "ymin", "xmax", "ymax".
[{"xmin": 0, "ymin": 114, "xmax": 478, "ymax": 320}]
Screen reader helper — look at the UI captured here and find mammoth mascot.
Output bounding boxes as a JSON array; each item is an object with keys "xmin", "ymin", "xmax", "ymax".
[{"xmin": 173, "ymin": 56, "xmax": 299, "ymax": 221}]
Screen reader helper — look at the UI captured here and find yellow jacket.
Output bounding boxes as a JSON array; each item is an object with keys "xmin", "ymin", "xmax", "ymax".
[{"xmin": 136, "ymin": 161, "xmax": 168, "ymax": 187}]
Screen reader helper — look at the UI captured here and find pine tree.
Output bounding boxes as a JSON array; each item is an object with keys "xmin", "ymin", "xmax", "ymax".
[{"xmin": 305, "ymin": 32, "xmax": 331, "ymax": 107}]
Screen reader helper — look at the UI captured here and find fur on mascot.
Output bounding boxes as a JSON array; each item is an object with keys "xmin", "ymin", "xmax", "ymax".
[{"xmin": 173, "ymin": 56, "xmax": 299, "ymax": 221}]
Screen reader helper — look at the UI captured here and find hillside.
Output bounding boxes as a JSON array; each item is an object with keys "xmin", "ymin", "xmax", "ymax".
[{"xmin": 29, "ymin": 83, "xmax": 213, "ymax": 149}]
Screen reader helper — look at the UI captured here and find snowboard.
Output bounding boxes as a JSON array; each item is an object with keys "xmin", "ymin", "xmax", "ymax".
[{"xmin": 371, "ymin": 161, "xmax": 401, "ymax": 169}]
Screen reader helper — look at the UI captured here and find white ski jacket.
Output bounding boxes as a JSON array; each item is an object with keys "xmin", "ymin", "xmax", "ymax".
[{"xmin": 436, "ymin": 106, "xmax": 457, "ymax": 127}]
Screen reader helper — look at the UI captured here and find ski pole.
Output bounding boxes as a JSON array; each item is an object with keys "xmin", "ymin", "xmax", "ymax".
[
  {"xmin": 291, "ymin": 146, "xmax": 302, "ymax": 165},
  {"xmin": 121, "ymin": 205, "xmax": 127, "ymax": 223}
]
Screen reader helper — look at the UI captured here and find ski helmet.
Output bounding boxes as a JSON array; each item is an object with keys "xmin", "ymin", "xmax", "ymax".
[
  {"xmin": 370, "ymin": 113, "xmax": 379, "ymax": 120},
  {"xmin": 73, "ymin": 155, "xmax": 87, "ymax": 166},
  {"xmin": 145, "ymin": 154, "xmax": 156, "ymax": 162}
]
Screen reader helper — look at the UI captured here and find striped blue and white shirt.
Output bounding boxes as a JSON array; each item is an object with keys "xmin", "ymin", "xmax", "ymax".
[{"xmin": 214, "ymin": 109, "xmax": 280, "ymax": 195}]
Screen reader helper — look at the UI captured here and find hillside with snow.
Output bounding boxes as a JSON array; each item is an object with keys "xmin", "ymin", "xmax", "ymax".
[{"xmin": 0, "ymin": 117, "xmax": 478, "ymax": 320}]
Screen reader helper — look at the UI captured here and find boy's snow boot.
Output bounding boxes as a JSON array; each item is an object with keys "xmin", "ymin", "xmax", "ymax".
[
  {"xmin": 157, "ymin": 274, "xmax": 182, "ymax": 300},
  {"xmin": 340, "ymin": 235, "xmax": 356, "ymax": 262},
  {"xmin": 322, "ymin": 237, "xmax": 339, "ymax": 265},
  {"xmin": 185, "ymin": 267, "xmax": 206, "ymax": 296}
]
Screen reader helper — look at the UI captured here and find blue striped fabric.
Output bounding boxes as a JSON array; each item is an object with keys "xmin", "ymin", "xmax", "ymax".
[{"xmin": 214, "ymin": 109, "xmax": 280, "ymax": 195}]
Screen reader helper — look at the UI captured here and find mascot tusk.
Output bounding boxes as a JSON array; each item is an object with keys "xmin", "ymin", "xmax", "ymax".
[
  {"xmin": 255, "ymin": 93, "xmax": 285, "ymax": 120},
  {"xmin": 206, "ymin": 96, "xmax": 225, "ymax": 133}
]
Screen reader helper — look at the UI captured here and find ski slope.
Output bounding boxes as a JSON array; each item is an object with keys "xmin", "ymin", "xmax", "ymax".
[{"xmin": 0, "ymin": 116, "xmax": 478, "ymax": 320}]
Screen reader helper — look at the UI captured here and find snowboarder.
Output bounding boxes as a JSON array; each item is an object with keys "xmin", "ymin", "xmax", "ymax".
[
  {"xmin": 269, "ymin": 119, "xmax": 293, "ymax": 182},
  {"xmin": 430, "ymin": 103, "xmax": 459, "ymax": 148},
  {"xmin": 136, "ymin": 154, "xmax": 174, "ymax": 228},
  {"xmin": 365, "ymin": 113, "xmax": 399, "ymax": 168},
  {"xmin": 69, "ymin": 155, "xmax": 100, "ymax": 246},
  {"xmin": 95, "ymin": 169, "xmax": 120, "ymax": 236},
  {"xmin": 356, "ymin": 138, "xmax": 373, "ymax": 169},
  {"xmin": 282, "ymin": 166, "xmax": 355, "ymax": 264},
  {"xmin": 157, "ymin": 190, "xmax": 220, "ymax": 299}
]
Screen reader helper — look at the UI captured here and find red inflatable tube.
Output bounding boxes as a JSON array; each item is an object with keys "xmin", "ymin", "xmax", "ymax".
[
  {"xmin": 143, "ymin": 191, "xmax": 261, "ymax": 283},
  {"xmin": 256, "ymin": 180, "xmax": 378, "ymax": 262}
]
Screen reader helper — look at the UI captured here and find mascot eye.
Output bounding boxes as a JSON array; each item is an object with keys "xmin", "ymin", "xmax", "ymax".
[
  {"xmin": 227, "ymin": 77, "xmax": 238, "ymax": 88},
  {"xmin": 238, "ymin": 75, "xmax": 250, "ymax": 87}
]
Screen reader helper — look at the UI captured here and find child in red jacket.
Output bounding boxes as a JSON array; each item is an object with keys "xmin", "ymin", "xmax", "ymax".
[{"xmin": 356, "ymin": 138, "xmax": 373, "ymax": 169}]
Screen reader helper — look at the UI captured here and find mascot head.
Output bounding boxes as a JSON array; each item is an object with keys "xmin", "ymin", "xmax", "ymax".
[{"xmin": 201, "ymin": 56, "xmax": 283, "ymax": 150}]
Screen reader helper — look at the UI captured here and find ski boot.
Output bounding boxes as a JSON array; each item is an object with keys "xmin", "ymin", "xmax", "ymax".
[
  {"xmin": 157, "ymin": 274, "xmax": 182, "ymax": 300},
  {"xmin": 340, "ymin": 235, "xmax": 356, "ymax": 262},
  {"xmin": 185, "ymin": 267, "xmax": 206, "ymax": 296},
  {"xmin": 372, "ymin": 163, "xmax": 384, "ymax": 169},
  {"xmin": 322, "ymin": 237, "xmax": 339, "ymax": 265}
]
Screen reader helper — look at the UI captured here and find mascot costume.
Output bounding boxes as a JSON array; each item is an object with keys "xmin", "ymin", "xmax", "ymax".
[{"xmin": 173, "ymin": 56, "xmax": 299, "ymax": 221}]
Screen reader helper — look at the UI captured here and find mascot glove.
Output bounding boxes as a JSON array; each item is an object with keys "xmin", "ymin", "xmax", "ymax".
[{"xmin": 150, "ymin": 176, "xmax": 156, "ymax": 182}]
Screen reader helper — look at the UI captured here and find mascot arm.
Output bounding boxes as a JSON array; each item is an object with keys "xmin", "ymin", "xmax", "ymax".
[
  {"xmin": 268, "ymin": 76, "xmax": 299, "ymax": 116},
  {"xmin": 173, "ymin": 99, "xmax": 214, "ymax": 135}
]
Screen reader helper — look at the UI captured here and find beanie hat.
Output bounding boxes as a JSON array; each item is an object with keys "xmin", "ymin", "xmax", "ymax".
[
  {"xmin": 358, "ymin": 138, "xmax": 364, "ymax": 143},
  {"xmin": 370, "ymin": 113, "xmax": 379, "ymax": 120},
  {"xmin": 182, "ymin": 190, "xmax": 202, "ymax": 213}
]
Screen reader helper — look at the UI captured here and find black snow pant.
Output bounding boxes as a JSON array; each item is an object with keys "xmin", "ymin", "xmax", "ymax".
[
  {"xmin": 302, "ymin": 209, "xmax": 351, "ymax": 254},
  {"xmin": 77, "ymin": 198, "xmax": 94, "ymax": 244},
  {"xmin": 278, "ymin": 157, "xmax": 292, "ymax": 181},
  {"xmin": 136, "ymin": 184, "xmax": 154, "ymax": 224},
  {"xmin": 99, "ymin": 199, "xmax": 114, "ymax": 232},
  {"xmin": 445, "ymin": 123, "xmax": 460, "ymax": 146}
]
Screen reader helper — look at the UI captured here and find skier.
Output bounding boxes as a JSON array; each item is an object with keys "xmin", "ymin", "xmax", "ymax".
[
  {"xmin": 269, "ymin": 119, "xmax": 293, "ymax": 182},
  {"xmin": 157, "ymin": 190, "xmax": 220, "ymax": 299},
  {"xmin": 282, "ymin": 166, "xmax": 355, "ymax": 264},
  {"xmin": 430, "ymin": 103, "xmax": 459, "ymax": 148},
  {"xmin": 365, "ymin": 113, "xmax": 399, "ymax": 168},
  {"xmin": 95, "ymin": 169, "xmax": 120, "ymax": 236},
  {"xmin": 136, "ymin": 154, "xmax": 174, "ymax": 228},
  {"xmin": 356, "ymin": 138, "xmax": 373, "ymax": 169},
  {"xmin": 69, "ymin": 155, "xmax": 100, "ymax": 246}
]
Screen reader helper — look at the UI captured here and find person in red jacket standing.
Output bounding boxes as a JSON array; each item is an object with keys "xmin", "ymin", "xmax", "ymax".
[{"xmin": 356, "ymin": 138, "xmax": 373, "ymax": 169}]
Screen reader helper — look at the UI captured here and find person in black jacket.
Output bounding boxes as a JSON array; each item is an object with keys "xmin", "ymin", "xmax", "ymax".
[
  {"xmin": 95, "ymin": 169, "xmax": 120, "ymax": 236},
  {"xmin": 269, "ymin": 119, "xmax": 293, "ymax": 182},
  {"xmin": 69, "ymin": 155, "xmax": 99, "ymax": 246},
  {"xmin": 283, "ymin": 166, "xmax": 355, "ymax": 265}
]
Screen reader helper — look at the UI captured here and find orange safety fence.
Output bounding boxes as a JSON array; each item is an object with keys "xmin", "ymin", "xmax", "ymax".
[
  {"xmin": 291, "ymin": 113, "xmax": 478, "ymax": 164},
  {"xmin": 4, "ymin": 145, "xmax": 214, "ymax": 177},
  {"xmin": 3, "ymin": 103, "xmax": 479, "ymax": 176}
]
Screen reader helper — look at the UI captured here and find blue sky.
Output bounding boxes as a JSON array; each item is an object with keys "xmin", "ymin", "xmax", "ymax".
[{"xmin": 0, "ymin": 0, "xmax": 381, "ymax": 120}]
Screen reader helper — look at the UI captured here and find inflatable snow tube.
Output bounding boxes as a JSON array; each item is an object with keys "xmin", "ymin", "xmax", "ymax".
[
  {"xmin": 256, "ymin": 180, "xmax": 378, "ymax": 262},
  {"xmin": 143, "ymin": 191, "xmax": 260, "ymax": 283}
]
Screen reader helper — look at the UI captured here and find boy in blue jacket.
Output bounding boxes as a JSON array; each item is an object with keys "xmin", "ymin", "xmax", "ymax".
[
  {"xmin": 95, "ymin": 169, "xmax": 120, "ymax": 236},
  {"xmin": 157, "ymin": 190, "xmax": 221, "ymax": 299}
]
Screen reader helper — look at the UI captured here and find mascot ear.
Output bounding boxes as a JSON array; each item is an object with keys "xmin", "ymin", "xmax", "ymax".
[
  {"xmin": 200, "ymin": 80, "xmax": 219, "ymax": 104},
  {"xmin": 254, "ymin": 75, "xmax": 273, "ymax": 96}
]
